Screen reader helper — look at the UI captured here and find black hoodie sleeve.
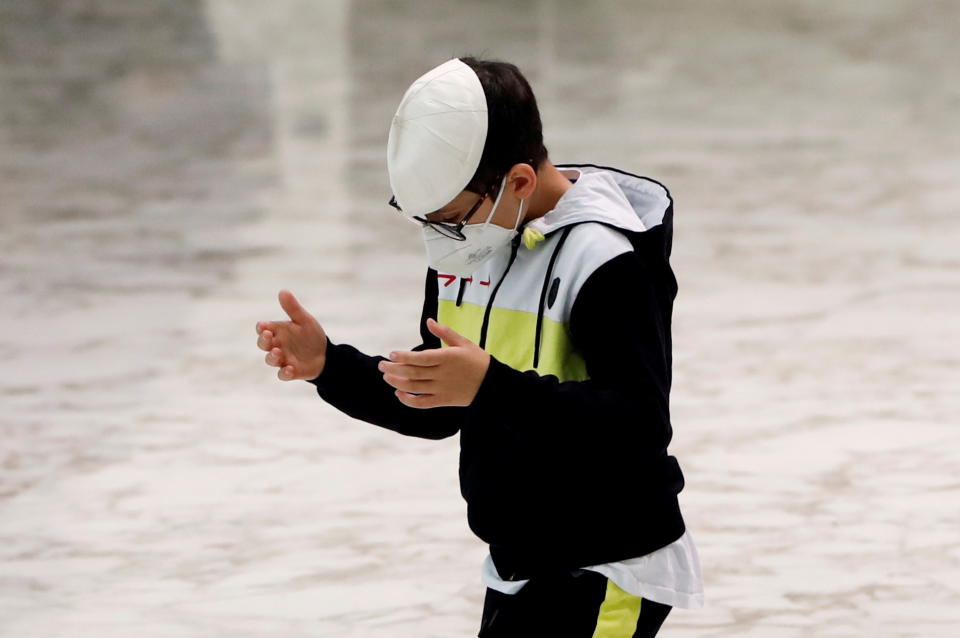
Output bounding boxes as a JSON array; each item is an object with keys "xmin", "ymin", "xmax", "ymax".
[
  {"xmin": 305, "ymin": 268, "xmax": 464, "ymax": 440},
  {"xmin": 465, "ymin": 249, "xmax": 674, "ymax": 456}
]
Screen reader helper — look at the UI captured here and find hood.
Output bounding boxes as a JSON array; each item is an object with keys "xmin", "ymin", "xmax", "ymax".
[
  {"xmin": 459, "ymin": 163, "xmax": 675, "ymax": 370},
  {"xmin": 524, "ymin": 163, "xmax": 672, "ymax": 238}
]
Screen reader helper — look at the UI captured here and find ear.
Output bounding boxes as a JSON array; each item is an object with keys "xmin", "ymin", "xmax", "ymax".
[{"xmin": 506, "ymin": 162, "xmax": 538, "ymax": 200}]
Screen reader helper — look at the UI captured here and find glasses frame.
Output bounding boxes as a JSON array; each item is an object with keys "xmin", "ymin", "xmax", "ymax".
[{"xmin": 389, "ymin": 190, "xmax": 490, "ymax": 241}]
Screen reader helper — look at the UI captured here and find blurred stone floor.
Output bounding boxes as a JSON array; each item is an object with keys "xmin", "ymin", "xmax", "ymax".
[{"xmin": 1, "ymin": 1, "xmax": 958, "ymax": 636}]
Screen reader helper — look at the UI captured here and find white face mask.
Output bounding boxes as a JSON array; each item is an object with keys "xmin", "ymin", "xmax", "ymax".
[{"xmin": 422, "ymin": 175, "xmax": 525, "ymax": 277}]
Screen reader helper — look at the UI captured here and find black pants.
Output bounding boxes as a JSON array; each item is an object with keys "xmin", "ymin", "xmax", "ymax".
[{"xmin": 478, "ymin": 568, "xmax": 671, "ymax": 637}]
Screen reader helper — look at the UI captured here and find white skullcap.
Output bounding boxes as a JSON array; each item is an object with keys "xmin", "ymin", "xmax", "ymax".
[{"xmin": 387, "ymin": 58, "xmax": 488, "ymax": 218}]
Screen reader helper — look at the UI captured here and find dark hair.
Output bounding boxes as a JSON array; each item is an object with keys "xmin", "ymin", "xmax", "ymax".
[{"xmin": 458, "ymin": 56, "xmax": 549, "ymax": 197}]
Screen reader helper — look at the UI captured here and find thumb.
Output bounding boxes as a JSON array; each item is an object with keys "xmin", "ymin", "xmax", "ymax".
[
  {"xmin": 427, "ymin": 317, "xmax": 472, "ymax": 347},
  {"xmin": 278, "ymin": 289, "xmax": 312, "ymax": 324}
]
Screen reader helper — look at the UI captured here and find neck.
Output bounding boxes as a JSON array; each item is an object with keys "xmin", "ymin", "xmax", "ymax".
[{"xmin": 523, "ymin": 160, "xmax": 573, "ymax": 224}]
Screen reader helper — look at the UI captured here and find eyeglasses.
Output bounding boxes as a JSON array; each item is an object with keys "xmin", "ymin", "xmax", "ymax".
[{"xmin": 388, "ymin": 192, "xmax": 488, "ymax": 241}]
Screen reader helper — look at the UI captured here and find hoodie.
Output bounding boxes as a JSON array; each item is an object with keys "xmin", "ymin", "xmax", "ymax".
[{"xmin": 308, "ymin": 163, "xmax": 686, "ymax": 581}]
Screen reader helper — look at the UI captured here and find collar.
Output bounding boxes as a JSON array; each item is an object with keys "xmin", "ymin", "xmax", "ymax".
[{"xmin": 523, "ymin": 167, "xmax": 649, "ymax": 242}]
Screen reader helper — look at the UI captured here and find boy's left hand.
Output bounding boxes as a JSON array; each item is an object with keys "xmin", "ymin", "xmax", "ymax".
[{"xmin": 378, "ymin": 318, "xmax": 490, "ymax": 408}]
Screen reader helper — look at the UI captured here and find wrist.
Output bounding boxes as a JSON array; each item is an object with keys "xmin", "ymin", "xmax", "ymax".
[{"xmin": 307, "ymin": 336, "xmax": 332, "ymax": 384}]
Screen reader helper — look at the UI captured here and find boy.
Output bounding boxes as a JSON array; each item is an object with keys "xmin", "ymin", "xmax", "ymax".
[{"xmin": 256, "ymin": 56, "xmax": 702, "ymax": 637}]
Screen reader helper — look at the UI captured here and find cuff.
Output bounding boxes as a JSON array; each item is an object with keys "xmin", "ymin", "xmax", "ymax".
[{"xmin": 469, "ymin": 355, "xmax": 520, "ymax": 411}]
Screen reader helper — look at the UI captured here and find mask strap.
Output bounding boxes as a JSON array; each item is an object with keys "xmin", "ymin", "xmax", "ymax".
[
  {"xmin": 480, "ymin": 175, "xmax": 509, "ymax": 228},
  {"xmin": 512, "ymin": 198, "xmax": 526, "ymax": 232},
  {"xmin": 477, "ymin": 174, "xmax": 525, "ymax": 231}
]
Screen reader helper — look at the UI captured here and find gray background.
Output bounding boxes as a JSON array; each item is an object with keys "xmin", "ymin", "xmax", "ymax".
[{"xmin": 1, "ymin": 1, "xmax": 958, "ymax": 636}]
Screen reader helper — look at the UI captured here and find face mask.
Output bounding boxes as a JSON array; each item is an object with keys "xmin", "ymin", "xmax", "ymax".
[{"xmin": 422, "ymin": 175, "xmax": 525, "ymax": 277}]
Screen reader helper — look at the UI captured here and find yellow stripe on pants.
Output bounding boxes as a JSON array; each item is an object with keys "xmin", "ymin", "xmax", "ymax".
[{"xmin": 591, "ymin": 578, "xmax": 642, "ymax": 638}]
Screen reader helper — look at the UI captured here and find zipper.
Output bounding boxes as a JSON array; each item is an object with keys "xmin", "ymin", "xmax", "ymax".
[
  {"xmin": 533, "ymin": 225, "xmax": 573, "ymax": 368},
  {"xmin": 479, "ymin": 234, "xmax": 521, "ymax": 350}
]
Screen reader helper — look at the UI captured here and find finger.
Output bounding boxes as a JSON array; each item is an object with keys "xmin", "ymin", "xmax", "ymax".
[
  {"xmin": 382, "ymin": 372, "xmax": 433, "ymax": 394},
  {"xmin": 258, "ymin": 321, "xmax": 279, "ymax": 336},
  {"xmin": 265, "ymin": 347, "xmax": 284, "ymax": 367},
  {"xmin": 278, "ymin": 364, "xmax": 296, "ymax": 381},
  {"xmin": 278, "ymin": 289, "xmax": 312, "ymax": 325},
  {"xmin": 257, "ymin": 330, "xmax": 275, "ymax": 351},
  {"xmin": 378, "ymin": 360, "xmax": 435, "ymax": 380},
  {"xmin": 282, "ymin": 351, "xmax": 299, "ymax": 370},
  {"xmin": 259, "ymin": 324, "xmax": 283, "ymax": 349},
  {"xmin": 388, "ymin": 349, "xmax": 442, "ymax": 366},
  {"xmin": 394, "ymin": 389, "xmax": 441, "ymax": 409},
  {"xmin": 426, "ymin": 317, "xmax": 472, "ymax": 347}
]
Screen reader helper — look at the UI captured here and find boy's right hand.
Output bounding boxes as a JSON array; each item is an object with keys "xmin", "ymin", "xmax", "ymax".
[{"xmin": 256, "ymin": 289, "xmax": 328, "ymax": 381}]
